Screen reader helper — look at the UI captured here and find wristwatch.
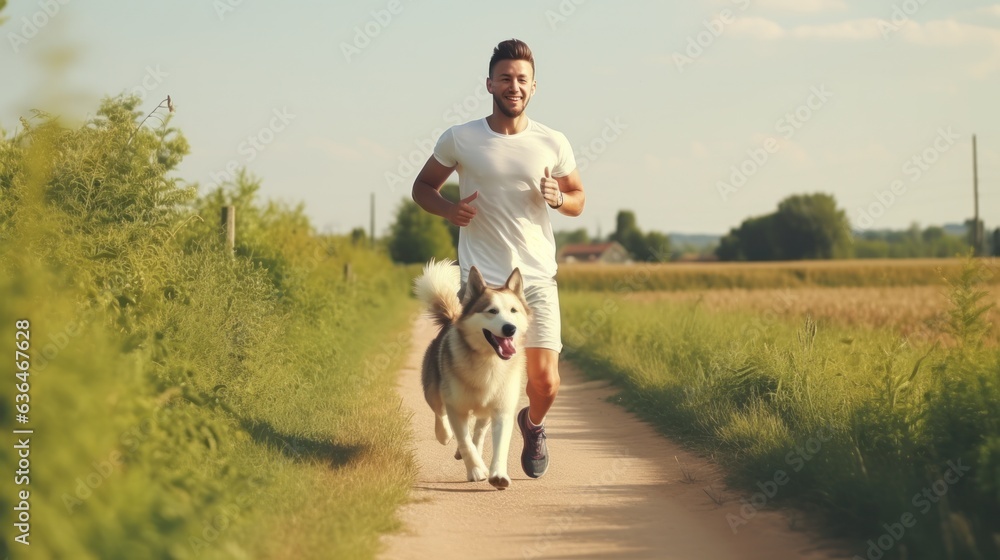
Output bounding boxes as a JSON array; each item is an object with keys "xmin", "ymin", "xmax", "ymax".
[{"xmin": 550, "ymin": 191, "xmax": 564, "ymax": 209}]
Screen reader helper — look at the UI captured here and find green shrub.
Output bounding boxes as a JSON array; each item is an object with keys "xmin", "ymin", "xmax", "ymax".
[{"xmin": 0, "ymin": 95, "xmax": 415, "ymax": 559}]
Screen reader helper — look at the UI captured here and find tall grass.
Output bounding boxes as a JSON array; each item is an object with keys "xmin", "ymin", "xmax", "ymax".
[
  {"xmin": 561, "ymin": 260, "xmax": 1000, "ymax": 559},
  {"xmin": 0, "ymin": 96, "xmax": 415, "ymax": 559}
]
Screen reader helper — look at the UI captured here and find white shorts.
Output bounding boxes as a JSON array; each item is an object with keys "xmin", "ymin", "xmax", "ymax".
[
  {"xmin": 522, "ymin": 279, "xmax": 562, "ymax": 353},
  {"xmin": 460, "ymin": 277, "xmax": 563, "ymax": 353}
]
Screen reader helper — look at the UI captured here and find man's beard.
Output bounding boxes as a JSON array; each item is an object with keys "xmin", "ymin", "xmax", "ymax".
[{"xmin": 493, "ymin": 91, "xmax": 529, "ymax": 118}]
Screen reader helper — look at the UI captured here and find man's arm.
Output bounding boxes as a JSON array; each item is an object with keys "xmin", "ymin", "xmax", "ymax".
[
  {"xmin": 541, "ymin": 168, "xmax": 585, "ymax": 217},
  {"xmin": 412, "ymin": 156, "xmax": 478, "ymax": 226}
]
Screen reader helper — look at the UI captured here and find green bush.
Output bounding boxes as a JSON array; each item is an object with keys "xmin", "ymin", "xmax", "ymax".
[{"xmin": 0, "ymin": 96, "xmax": 415, "ymax": 559}]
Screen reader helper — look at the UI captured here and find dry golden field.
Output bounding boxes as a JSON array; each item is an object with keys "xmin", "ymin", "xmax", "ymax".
[
  {"xmin": 557, "ymin": 258, "xmax": 1000, "ymax": 291},
  {"xmin": 623, "ymin": 285, "xmax": 1000, "ymax": 344},
  {"xmin": 559, "ymin": 258, "xmax": 1000, "ymax": 344}
]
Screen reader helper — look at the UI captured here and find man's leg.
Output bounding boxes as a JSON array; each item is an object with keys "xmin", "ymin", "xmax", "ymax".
[
  {"xmin": 517, "ymin": 279, "xmax": 561, "ymax": 478},
  {"xmin": 525, "ymin": 348, "xmax": 560, "ymax": 425},
  {"xmin": 518, "ymin": 350, "xmax": 560, "ymax": 478}
]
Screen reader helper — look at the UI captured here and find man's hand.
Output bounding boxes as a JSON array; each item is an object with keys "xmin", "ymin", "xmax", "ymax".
[
  {"xmin": 541, "ymin": 167, "xmax": 562, "ymax": 208},
  {"xmin": 447, "ymin": 191, "xmax": 479, "ymax": 226}
]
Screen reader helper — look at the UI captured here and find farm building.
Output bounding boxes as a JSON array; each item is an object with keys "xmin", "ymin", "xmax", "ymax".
[{"xmin": 558, "ymin": 242, "xmax": 630, "ymax": 264}]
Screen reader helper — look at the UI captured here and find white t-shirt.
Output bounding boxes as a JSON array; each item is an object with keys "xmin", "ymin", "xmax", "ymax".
[{"xmin": 433, "ymin": 117, "xmax": 577, "ymax": 286}]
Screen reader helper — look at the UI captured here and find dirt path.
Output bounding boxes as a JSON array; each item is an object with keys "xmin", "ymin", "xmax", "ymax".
[{"xmin": 379, "ymin": 316, "xmax": 849, "ymax": 560}]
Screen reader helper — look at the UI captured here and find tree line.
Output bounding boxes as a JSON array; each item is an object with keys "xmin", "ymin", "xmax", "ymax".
[
  {"xmin": 385, "ymin": 183, "xmax": 672, "ymax": 263},
  {"xmin": 385, "ymin": 187, "xmax": 993, "ymax": 264}
]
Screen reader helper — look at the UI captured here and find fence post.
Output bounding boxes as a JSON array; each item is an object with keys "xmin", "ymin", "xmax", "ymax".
[{"xmin": 220, "ymin": 205, "xmax": 235, "ymax": 256}]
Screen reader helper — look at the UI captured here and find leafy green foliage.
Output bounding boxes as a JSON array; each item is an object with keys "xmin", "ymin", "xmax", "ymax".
[
  {"xmin": 608, "ymin": 210, "xmax": 671, "ymax": 262},
  {"xmin": 717, "ymin": 193, "xmax": 851, "ymax": 261},
  {"xmin": 0, "ymin": 95, "xmax": 415, "ymax": 558},
  {"xmin": 440, "ymin": 182, "xmax": 460, "ymax": 250},
  {"xmin": 387, "ymin": 199, "xmax": 456, "ymax": 264},
  {"xmin": 554, "ymin": 228, "xmax": 590, "ymax": 251},
  {"xmin": 943, "ymin": 257, "xmax": 997, "ymax": 351},
  {"xmin": 854, "ymin": 224, "xmax": 970, "ymax": 258}
]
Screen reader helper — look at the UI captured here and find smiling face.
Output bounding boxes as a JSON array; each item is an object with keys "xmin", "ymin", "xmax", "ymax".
[
  {"xmin": 460, "ymin": 267, "xmax": 530, "ymax": 361},
  {"xmin": 487, "ymin": 59, "xmax": 536, "ymax": 119}
]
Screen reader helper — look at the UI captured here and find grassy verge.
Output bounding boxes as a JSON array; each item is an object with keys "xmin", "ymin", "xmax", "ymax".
[
  {"xmin": 0, "ymin": 97, "xmax": 417, "ymax": 559},
  {"xmin": 560, "ymin": 264, "xmax": 1000, "ymax": 560}
]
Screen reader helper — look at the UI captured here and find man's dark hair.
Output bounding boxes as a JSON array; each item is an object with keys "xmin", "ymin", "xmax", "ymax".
[{"xmin": 489, "ymin": 39, "xmax": 534, "ymax": 78}]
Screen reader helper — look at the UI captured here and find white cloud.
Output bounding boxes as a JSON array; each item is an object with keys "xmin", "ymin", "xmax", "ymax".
[
  {"xmin": 897, "ymin": 20, "xmax": 1000, "ymax": 48},
  {"xmin": 750, "ymin": 133, "xmax": 811, "ymax": 164},
  {"xmin": 691, "ymin": 141, "xmax": 710, "ymax": 159},
  {"xmin": 898, "ymin": 20, "xmax": 1000, "ymax": 77},
  {"xmin": 977, "ymin": 5, "xmax": 1000, "ymax": 18},
  {"xmin": 755, "ymin": 0, "xmax": 847, "ymax": 13},
  {"xmin": 790, "ymin": 19, "xmax": 885, "ymax": 40},
  {"xmin": 728, "ymin": 17, "xmax": 787, "ymax": 40},
  {"xmin": 707, "ymin": 0, "xmax": 845, "ymax": 13},
  {"xmin": 729, "ymin": 16, "xmax": 1000, "ymax": 49},
  {"xmin": 727, "ymin": 16, "xmax": 1000, "ymax": 77},
  {"xmin": 731, "ymin": 18, "xmax": 897, "ymax": 41},
  {"xmin": 317, "ymin": 139, "xmax": 363, "ymax": 161},
  {"xmin": 356, "ymin": 137, "xmax": 390, "ymax": 159}
]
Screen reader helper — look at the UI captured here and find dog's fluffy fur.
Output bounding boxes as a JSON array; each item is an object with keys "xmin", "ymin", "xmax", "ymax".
[{"xmin": 413, "ymin": 259, "xmax": 530, "ymax": 489}]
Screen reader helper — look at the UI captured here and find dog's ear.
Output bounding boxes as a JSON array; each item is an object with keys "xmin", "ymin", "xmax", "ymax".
[
  {"xmin": 504, "ymin": 268, "xmax": 524, "ymax": 296},
  {"xmin": 463, "ymin": 266, "xmax": 487, "ymax": 304}
]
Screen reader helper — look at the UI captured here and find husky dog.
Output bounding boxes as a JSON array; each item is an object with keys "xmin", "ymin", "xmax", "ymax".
[{"xmin": 413, "ymin": 259, "xmax": 530, "ymax": 489}]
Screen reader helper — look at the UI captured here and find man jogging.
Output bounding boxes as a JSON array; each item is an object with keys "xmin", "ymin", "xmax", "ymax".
[{"xmin": 411, "ymin": 38, "xmax": 586, "ymax": 479}]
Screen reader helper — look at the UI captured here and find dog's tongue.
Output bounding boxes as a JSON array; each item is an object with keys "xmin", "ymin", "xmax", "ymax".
[{"xmin": 496, "ymin": 336, "xmax": 516, "ymax": 359}]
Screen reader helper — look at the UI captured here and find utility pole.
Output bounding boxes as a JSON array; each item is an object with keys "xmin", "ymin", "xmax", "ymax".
[
  {"xmin": 370, "ymin": 193, "xmax": 376, "ymax": 249},
  {"xmin": 973, "ymin": 134, "xmax": 981, "ymax": 256}
]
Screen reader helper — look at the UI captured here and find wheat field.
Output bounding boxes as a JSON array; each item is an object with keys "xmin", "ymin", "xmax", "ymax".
[
  {"xmin": 557, "ymin": 258, "xmax": 1000, "ymax": 292},
  {"xmin": 622, "ymin": 285, "xmax": 1000, "ymax": 345}
]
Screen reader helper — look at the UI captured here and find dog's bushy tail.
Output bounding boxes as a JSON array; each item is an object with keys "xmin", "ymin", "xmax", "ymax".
[{"xmin": 413, "ymin": 259, "xmax": 462, "ymax": 329}]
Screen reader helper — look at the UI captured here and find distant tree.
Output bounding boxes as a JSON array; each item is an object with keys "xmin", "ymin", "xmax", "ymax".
[
  {"xmin": 716, "ymin": 214, "xmax": 781, "ymax": 261},
  {"xmin": 966, "ymin": 218, "xmax": 986, "ymax": 256},
  {"xmin": 715, "ymin": 231, "xmax": 743, "ymax": 261},
  {"xmin": 440, "ymin": 183, "xmax": 460, "ymax": 202},
  {"xmin": 608, "ymin": 210, "xmax": 671, "ymax": 261},
  {"xmin": 349, "ymin": 227, "xmax": 368, "ymax": 246},
  {"xmin": 993, "ymin": 228, "xmax": 1000, "ymax": 257},
  {"xmin": 610, "ymin": 210, "xmax": 645, "ymax": 258},
  {"xmin": 387, "ymin": 200, "xmax": 456, "ymax": 264},
  {"xmin": 772, "ymin": 193, "xmax": 852, "ymax": 259},
  {"xmin": 554, "ymin": 228, "xmax": 590, "ymax": 251},
  {"xmin": 739, "ymin": 214, "xmax": 782, "ymax": 260},
  {"xmin": 716, "ymin": 193, "xmax": 850, "ymax": 261},
  {"xmin": 854, "ymin": 225, "xmax": 969, "ymax": 259},
  {"xmin": 439, "ymin": 182, "xmax": 460, "ymax": 251},
  {"xmin": 922, "ymin": 226, "xmax": 945, "ymax": 244},
  {"xmin": 643, "ymin": 231, "xmax": 671, "ymax": 262},
  {"xmin": 612, "ymin": 211, "xmax": 639, "ymax": 241}
]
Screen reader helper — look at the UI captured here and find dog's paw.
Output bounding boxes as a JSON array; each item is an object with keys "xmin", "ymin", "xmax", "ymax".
[
  {"xmin": 488, "ymin": 474, "xmax": 510, "ymax": 490},
  {"xmin": 467, "ymin": 465, "xmax": 488, "ymax": 482},
  {"xmin": 454, "ymin": 448, "xmax": 462, "ymax": 460}
]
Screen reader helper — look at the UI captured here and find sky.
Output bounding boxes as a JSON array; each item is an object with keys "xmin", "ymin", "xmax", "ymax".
[{"xmin": 1, "ymin": 0, "xmax": 998, "ymax": 238}]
